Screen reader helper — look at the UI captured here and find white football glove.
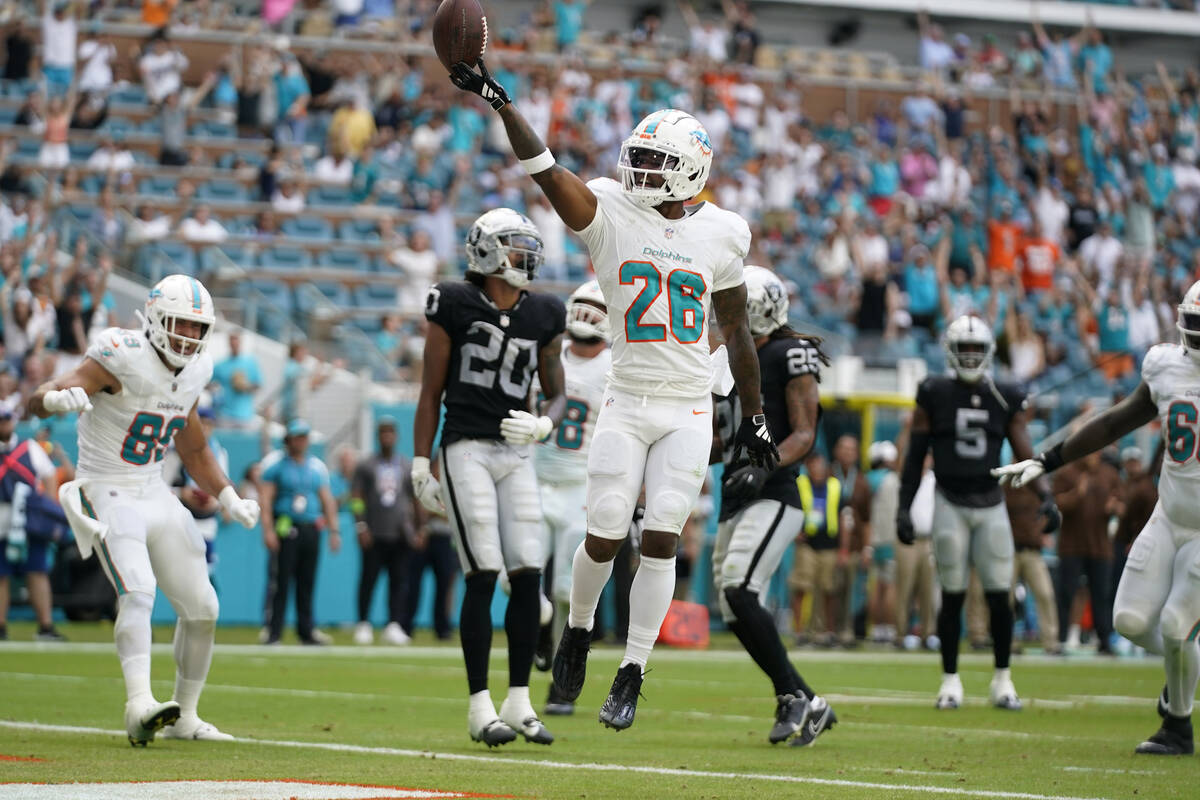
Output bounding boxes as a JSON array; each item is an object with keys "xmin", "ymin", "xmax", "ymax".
[
  {"xmin": 218, "ymin": 486, "xmax": 261, "ymax": 528},
  {"xmin": 991, "ymin": 459, "xmax": 1046, "ymax": 489},
  {"xmin": 499, "ymin": 410, "xmax": 553, "ymax": 446},
  {"xmin": 411, "ymin": 456, "xmax": 445, "ymax": 514},
  {"xmin": 43, "ymin": 387, "xmax": 93, "ymax": 414}
]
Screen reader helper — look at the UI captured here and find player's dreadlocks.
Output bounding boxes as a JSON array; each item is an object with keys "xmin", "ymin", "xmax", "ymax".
[{"xmin": 768, "ymin": 325, "xmax": 832, "ymax": 377}]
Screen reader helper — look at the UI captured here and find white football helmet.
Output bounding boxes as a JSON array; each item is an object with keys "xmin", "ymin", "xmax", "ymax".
[
  {"xmin": 465, "ymin": 208, "xmax": 544, "ymax": 288},
  {"xmin": 944, "ymin": 314, "xmax": 994, "ymax": 384},
  {"xmin": 618, "ymin": 109, "xmax": 713, "ymax": 208},
  {"xmin": 565, "ymin": 279, "xmax": 609, "ymax": 342},
  {"xmin": 144, "ymin": 274, "xmax": 215, "ymax": 369},
  {"xmin": 1178, "ymin": 279, "xmax": 1200, "ymax": 364},
  {"xmin": 743, "ymin": 265, "xmax": 788, "ymax": 337}
]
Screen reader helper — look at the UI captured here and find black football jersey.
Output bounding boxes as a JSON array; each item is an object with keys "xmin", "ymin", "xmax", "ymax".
[
  {"xmin": 716, "ymin": 336, "xmax": 823, "ymax": 519},
  {"xmin": 917, "ymin": 374, "xmax": 1027, "ymax": 508},
  {"xmin": 425, "ymin": 280, "xmax": 566, "ymax": 446}
]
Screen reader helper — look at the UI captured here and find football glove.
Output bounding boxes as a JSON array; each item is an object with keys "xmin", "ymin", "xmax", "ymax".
[
  {"xmin": 411, "ymin": 456, "xmax": 445, "ymax": 514},
  {"xmin": 43, "ymin": 386, "xmax": 92, "ymax": 414},
  {"xmin": 449, "ymin": 59, "xmax": 511, "ymax": 111},
  {"xmin": 733, "ymin": 414, "xmax": 780, "ymax": 471},
  {"xmin": 1038, "ymin": 495, "xmax": 1062, "ymax": 534},
  {"xmin": 218, "ymin": 486, "xmax": 261, "ymax": 529},
  {"xmin": 991, "ymin": 458, "xmax": 1046, "ymax": 489},
  {"xmin": 722, "ymin": 463, "xmax": 769, "ymax": 508},
  {"xmin": 896, "ymin": 508, "xmax": 916, "ymax": 546},
  {"xmin": 500, "ymin": 410, "xmax": 553, "ymax": 446}
]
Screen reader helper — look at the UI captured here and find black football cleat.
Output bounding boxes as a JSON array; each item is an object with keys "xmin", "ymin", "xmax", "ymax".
[
  {"xmin": 768, "ymin": 694, "xmax": 810, "ymax": 744},
  {"xmin": 551, "ymin": 625, "xmax": 591, "ymax": 702},
  {"xmin": 533, "ymin": 618, "xmax": 554, "ymax": 672},
  {"xmin": 792, "ymin": 695, "xmax": 837, "ymax": 747},
  {"xmin": 1135, "ymin": 715, "xmax": 1193, "ymax": 756},
  {"xmin": 544, "ymin": 682, "xmax": 576, "ymax": 716},
  {"xmin": 469, "ymin": 718, "xmax": 518, "ymax": 748},
  {"xmin": 599, "ymin": 663, "xmax": 644, "ymax": 731}
]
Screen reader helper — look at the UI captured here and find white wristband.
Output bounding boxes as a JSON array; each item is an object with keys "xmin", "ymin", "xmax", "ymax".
[
  {"xmin": 520, "ymin": 149, "xmax": 555, "ymax": 175},
  {"xmin": 218, "ymin": 485, "xmax": 239, "ymax": 510},
  {"xmin": 412, "ymin": 456, "xmax": 431, "ymax": 477}
]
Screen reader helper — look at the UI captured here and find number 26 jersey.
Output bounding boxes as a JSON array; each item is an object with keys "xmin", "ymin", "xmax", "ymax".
[
  {"xmin": 77, "ymin": 327, "xmax": 212, "ymax": 484},
  {"xmin": 577, "ymin": 177, "xmax": 750, "ymax": 400},
  {"xmin": 425, "ymin": 281, "xmax": 566, "ymax": 446}
]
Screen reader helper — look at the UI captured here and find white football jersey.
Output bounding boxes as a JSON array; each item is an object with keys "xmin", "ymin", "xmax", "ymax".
[
  {"xmin": 1143, "ymin": 343, "xmax": 1200, "ymax": 530},
  {"xmin": 77, "ymin": 327, "xmax": 212, "ymax": 485},
  {"xmin": 577, "ymin": 177, "xmax": 749, "ymax": 400},
  {"xmin": 535, "ymin": 343, "xmax": 611, "ymax": 484}
]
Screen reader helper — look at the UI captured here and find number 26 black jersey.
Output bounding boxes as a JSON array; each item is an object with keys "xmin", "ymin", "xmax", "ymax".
[{"xmin": 426, "ymin": 281, "xmax": 565, "ymax": 446}]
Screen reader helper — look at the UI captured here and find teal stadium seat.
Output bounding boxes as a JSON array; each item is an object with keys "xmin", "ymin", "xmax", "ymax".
[
  {"xmin": 281, "ymin": 216, "xmax": 334, "ymax": 240},
  {"xmin": 197, "ymin": 180, "xmax": 248, "ymax": 202},
  {"xmin": 317, "ymin": 249, "xmax": 369, "ymax": 271},
  {"xmin": 260, "ymin": 246, "xmax": 313, "ymax": 270},
  {"xmin": 354, "ymin": 283, "xmax": 399, "ymax": 309}
]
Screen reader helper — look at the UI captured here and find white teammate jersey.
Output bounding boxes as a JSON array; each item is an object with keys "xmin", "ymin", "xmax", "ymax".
[
  {"xmin": 535, "ymin": 343, "xmax": 611, "ymax": 485},
  {"xmin": 1143, "ymin": 343, "xmax": 1200, "ymax": 530},
  {"xmin": 576, "ymin": 177, "xmax": 750, "ymax": 400},
  {"xmin": 77, "ymin": 327, "xmax": 212, "ymax": 485}
]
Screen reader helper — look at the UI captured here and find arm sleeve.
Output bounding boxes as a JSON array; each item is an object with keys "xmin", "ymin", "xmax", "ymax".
[
  {"xmin": 575, "ymin": 177, "xmax": 618, "ymax": 245},
  {"xmin": 713, "ymin": 215, "xmax": 751, "ymax": 292}
]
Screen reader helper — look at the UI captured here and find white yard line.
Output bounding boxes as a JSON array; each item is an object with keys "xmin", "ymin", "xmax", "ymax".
[
  {"xmin": 1057, "ymin": 767, "xmax": 1162, "ymax": 776},
  {"xmin": 0, "ymin": 720, "xmax": 1117, "ymax": 800}
]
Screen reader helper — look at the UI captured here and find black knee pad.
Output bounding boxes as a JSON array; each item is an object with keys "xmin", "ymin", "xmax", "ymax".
[
  {"xmin": 507, "ymin": 570, "xmax": 541, "ymax": 599},
  {"xmin": 723, "ymin": 585, "xmax": 762, "ymax": 621}
]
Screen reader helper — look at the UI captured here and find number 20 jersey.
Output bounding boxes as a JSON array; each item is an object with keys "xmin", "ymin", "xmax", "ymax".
[
  {"xmin": 917, "ymin": 374, "xmax": 1026, "ymax": 508},
  {"xmin": 1143, "ymin": 343, "xmax": 1200, "ymax": 530},
  {"xmin": 78, "ymin": 327, "xmax": 212, "ymax": 484},
  {"xmin": 425, "ymin": 281, "xmax": 566, "ymax": 446},
  {"xmin": 576, "ymin": 177, "xmax": 750, "ymax": 400}
]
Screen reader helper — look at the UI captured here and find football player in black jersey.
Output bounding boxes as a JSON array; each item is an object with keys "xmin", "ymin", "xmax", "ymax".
[
  {"xmin": 896, "ymin": 315, "xmax": 1060, "ymax": 711},
  {"xmin": 712, "ymin": 266, "xmax": 836, "ymax": 746},
  {"xmin": 411, "ymin": 208, "xmax": 567, "ymax": 747}
]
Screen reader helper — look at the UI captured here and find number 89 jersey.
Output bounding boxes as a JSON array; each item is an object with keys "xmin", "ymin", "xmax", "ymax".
[
  {"xmin": 1143, "ymin": 343, "xmax": 1200, "ymax": 530},
  {"xmin": 535, "ymin": 343, "xmax": 612, "ymax": 485},
  {"xmin": 77, "ymin": 327, "xmax": 212, "ymax": 484},
  {"xmin": 577, "ymin": 177, "xmax": 749, "ymax": 400},
  {"xmin": 917, "ymin": 374, "xmax": 1026, "ymax": 508},
  {"xmin": 426, "ymin": 281, "xmax": 566, "ymax": 446}
]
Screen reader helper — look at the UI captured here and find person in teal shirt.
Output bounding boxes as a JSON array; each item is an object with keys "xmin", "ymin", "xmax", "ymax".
[
  {"xmin": 212, "ymin": 332, "xmax": 261, "ymax": 428},
  {"xmin": 259, "ymin": 419, "xmax": 341, "ymax": 645},
  {"xmin": 1097, "ymin": 289, "xmax": 1130, "ymax": 355},
  {"xmin": 904, "ymin": 245, "xmax": 941, "ymax": 333},
  {"xmin": 1078, "ymin": 32, "xmax": 1112, "ymax": 95},
  {"xmin": 447, "ymin": 105, "xmax": 485, "ymax": 153},
  {"xmin": 1143, "ymin": 145, "xmax": 1175, "ymax": 211},
  {"xmin": 553, "ymin": 0, "xmax": 588, "ymax": 51},
  {"xmin": 350, "ymin": 145, "xmax": 379, "ymax": 203}
]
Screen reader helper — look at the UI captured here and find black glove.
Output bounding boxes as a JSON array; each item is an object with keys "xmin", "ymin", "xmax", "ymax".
[
  {"xmin": 722, "ymin": 463, "xmax": 769, "ymax": 508},
  {"xmin": 449, "ymin": 59, "xmax": 511, "ymax": 110},
  {"xmin": 896, "ymin": 508, "xmax": 915, "ymax": 546},
  {"xmin": 1039, "ymin": 495, "xmax": 1062, "ymax": 534},
  {"xmin": 733, "ymin": 414, "xmax": 780, "ymax": 471}
]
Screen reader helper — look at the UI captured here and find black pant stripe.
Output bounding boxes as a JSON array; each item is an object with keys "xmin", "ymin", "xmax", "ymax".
[
  {"xmin": 741, "ymin": 502, "xmax": 787, "ymax": 591},
  {"xmin": 440, "ymin": 448, "xmax": 479, "ymax": 573}
]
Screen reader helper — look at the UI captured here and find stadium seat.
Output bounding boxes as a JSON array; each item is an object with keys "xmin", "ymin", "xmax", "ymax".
[
  {"xmin": 317, "ymin": 249, "xmax": 370, "ymax": 271},
  {"xmin": 139, "ymin": 118, "xmax": 162, "ymax": 135},
  {"xmin": 111, "ymin": 85, "xmax": 148, "ymax": 105},
  {"xmin": 197, "ymin": 180, "xmax": 249, "ymax": 202},
  {"xmin": 135, "ymin": 242, "xmax": 197, "ymax": 281},
  {"xmin": 200, "ymin": 121, "xmax": 236, "ymax": 138},
  {"xmin": 338, "ymin": 219, "xmax": 381, "ymax": 241},
  {"xmin": 260, "ymin": 246, "xmax": 313, "ymax": 270},
  {"xmin": 139, "ymin": 176, "xmax": 179, "ymax": 197},
  {"xmin": 354, "ymin": 283, "xmax": 400, "ymax": 309},
  {"xmin": 296, "ymin": 280, "xmax": 352, "ymax": 313},
  {"xmin": 309, "ymin": 186, "xmax": 354, "ymax": 206},
  {"xmin": 0, "ymin": 108, "xmax": 16, "ymax": 124},
  {"xmin": 66, "ymin": 203, "xmax": 95, "ymax": 224},
  {"xmin": 281, "ymin": 216, "xmax": 334, "ymax": 240}
]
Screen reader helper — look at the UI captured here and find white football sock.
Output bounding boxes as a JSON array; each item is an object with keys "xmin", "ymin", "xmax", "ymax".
[
  {"xmin": 505, "ymin": 685, "xmax": 531, "ymax": 708},
  {"xmin": 621, "ymin": 555, "xmax": 676, "ymax": 669},
  {"xmin": 539, "ymin": 593, "xmax": 554, "ymax": 627},
  {"xmin": 114, "ymin": 592, "xmax": 155, "ymax": 706},
  {"xmin": 1164, "ymin": 635, "xmax": 1200, "ymax": 717},
  {"xmin": 568, "ymin": 542, "xmax": 613, "ymax": 631},
  {"xmin": 469, "ymin": 689, "xmax": 496, "ymax": 717},
  {"xmin": 173, "ymin": 617, "xmax": 216, "ymax": 718}
]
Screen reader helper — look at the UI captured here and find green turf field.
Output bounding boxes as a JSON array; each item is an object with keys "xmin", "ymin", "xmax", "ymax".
[{"xmin": 0, "ymin": 621, "xmax": 1191, "ymax": 799}]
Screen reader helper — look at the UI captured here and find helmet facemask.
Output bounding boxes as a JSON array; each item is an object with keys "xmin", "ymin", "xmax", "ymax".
[
  {"xmin": 495, "ymin": 232, "xmax": 544, "ymax": 287},
  {"xmin": 618, "ymin": 145, "xmax": 685, "ymax": 208},
  {"xmin": 1178, "ymin": 309, "xmax": 1200, "ymax": 362},
  {"xmin": 947, "ymin": 340, "xmax": 991, "ymax": 383},
  {"xmin": 566, "ymin": 297, "xmax": 609, "ymax": 342},
  {"xmin": 147, "ymin": 308, "xmax": 211, "ymax": 368}
]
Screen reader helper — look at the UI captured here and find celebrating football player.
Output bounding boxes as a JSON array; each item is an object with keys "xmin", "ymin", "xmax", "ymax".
[
  {"xmin": 412, "ymin": 209, "xmax": 566, "ymax": 747},
  {"xmin": 712, "ymin": 266, "xmax": 836, "ymax": 746},
  {"xmin": 994, "ymin": 280, "xmax": 1200, "ymax": 756},
  {"xmin": 896, "ymin": 315, "xmax": 1060, "ymax": 712},
  {"xmin": 450, "ymin": 60, "xmax": 777, "ymax": 731},
  {"xmin": 31, "ymin": 275, "xmax": 260, "ymax": 746}
]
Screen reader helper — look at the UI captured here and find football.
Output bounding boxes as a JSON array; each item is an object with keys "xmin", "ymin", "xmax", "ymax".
[{"xmin": 431, "ymin": 0, "xmax": 488, "ymax": 71}]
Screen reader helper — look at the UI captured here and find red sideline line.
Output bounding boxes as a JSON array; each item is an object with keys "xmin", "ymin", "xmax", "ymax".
[{"xmin": 0, "ymin": 754, "xmax": 46, "ymax": 762}]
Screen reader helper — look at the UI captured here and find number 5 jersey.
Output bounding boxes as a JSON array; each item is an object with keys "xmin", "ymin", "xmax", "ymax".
[
  {"xmin": 77, "ymin": 327, "xmax": 212, "ymax": 483},
  {"xmin": 424, "ymin": 281, "xmax": 566, "ymax": 446},
  {"xmin": 576, "ymin": 177, "xmax": 750, "ymax": 401}
]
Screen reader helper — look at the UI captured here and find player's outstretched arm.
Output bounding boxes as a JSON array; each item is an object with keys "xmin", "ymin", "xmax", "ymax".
[
  {"xmin": 1005, "ymin": 405, "xmax": 1061, "ymax": 532},
  {"xmin": 28, "ymin": 357, "xmax": 118, "ymax": 418},
  {"xmin": 449, "ymin": 59, "xmax": 597, "ymax": 231},
  {"xmin": 175, "ymin": 403, "xmax": 260, "ymax": 528},
  {"xmin": 713, "ymin": 284, "xmax": 779, "ymax": 471},
  {"xmin": 994, "ymin": 381, "xmax": 1158, "ymax": 489}
]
